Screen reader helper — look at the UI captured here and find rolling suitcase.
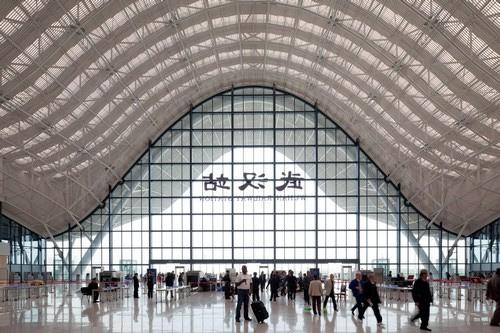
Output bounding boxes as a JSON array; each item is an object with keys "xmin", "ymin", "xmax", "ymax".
[{"xmin": 251, "ymin": 300, "xmax": 269, "ymax": 323}]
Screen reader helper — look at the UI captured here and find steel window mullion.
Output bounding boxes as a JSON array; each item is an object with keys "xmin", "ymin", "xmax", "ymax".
[
  {"xmin": 108, "ymin": 185, "xmax": 112, "ymax": 271},
  {"xmin": 315, "ymin": 103, "xmax": 319, "ymax": 266},
  {"xmin": 397, "ymin": 184, "xmax": 401, "ymax": 275},
  {"xmin": 273, "ymin": 85, "xmax": 277, "ymax": 271},
  {"xmin": 148, "ymin": 142, "xmax": 152, "ymax": 269},
  {"xmin": 231, "ymin": 86, "xmax": 235, "ymax": 268},
  {"xmin": 190, "ymin": 106, "xmax": 193, "ymax": 270},
  {"xmin": 356, "ymin": 139, "xmax": 360, "ymax": 271}
]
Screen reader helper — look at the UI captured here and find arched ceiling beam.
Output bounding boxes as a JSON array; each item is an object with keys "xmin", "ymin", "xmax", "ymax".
[
  {"xmin": 0, "ymin": 167, "xmax": 90, "ymax": 237},
  {"xmin": 0, "ymin": 27, "xmax": 123, "ymax": 181},
  {"xmin": 434, "ymin": 0, "xmax": 500, "ymax": 54},
  {"xmin": 350, "ymin": 0, "xmax": 499, "ymax": 85},
  {"xmin": 2, "ymin": 0, "xmax": 496, "ymax": 98},
  {"xmin": 15, "ymin": 40, "xmax": 497, "ymax": 173},
  {"xmin": 2, "ymin": 23, "xmax": 497, "ymax": 166},
  {"xmin": 51, "ymin": 72, "xmax": 497, "ymax": 233},
  {"xmin": 47, "ymin": 57, "xmax": 467, "ymax": 184},
  {"xmin": 0, "ymin": 135, "xmax": 102, "ymax": 207},
  {"xmin": 0, "ymin": 0, "xmax": 496, "ymax": 132}
]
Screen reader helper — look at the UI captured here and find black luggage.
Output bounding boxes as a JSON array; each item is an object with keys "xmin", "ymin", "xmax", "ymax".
[{"xmin": 251, "ymin": 300, "xmax": 269, "ymax": 323}]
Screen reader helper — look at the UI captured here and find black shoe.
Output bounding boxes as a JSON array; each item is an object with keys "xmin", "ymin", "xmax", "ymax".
[
  {"xmin": 235, "ymin": 319, "xmax": 240, "ymax": 323},
  {"xmin": 420, "ymin": 327, "xmax": 432, "ymax": 331},
  {"xmin": 352, "ymin": 310, "xmax": 355, "ymax": 316},
  {"xmin": 245, "ymin": 318, "xmax": 252, "ymax": 321},
  {"xmin": 334, "ymin": 308, "xmax": 339, "ymax": 312}
]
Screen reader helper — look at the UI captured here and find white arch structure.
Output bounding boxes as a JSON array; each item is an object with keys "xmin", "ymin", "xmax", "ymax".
[{"xmin": 0, "ymin": 0, "xmax": 499, "ymax": 239}]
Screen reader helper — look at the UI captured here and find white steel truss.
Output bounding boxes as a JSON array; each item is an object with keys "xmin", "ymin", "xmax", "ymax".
[{"xmin": 0, "ymin": 0, "xmax": 499, "ymax": 236}]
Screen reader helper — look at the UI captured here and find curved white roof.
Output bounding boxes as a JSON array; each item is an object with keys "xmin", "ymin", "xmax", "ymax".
[{"xmin": 0, "ymin": 0, "xmax": 499, "ymax": 237}]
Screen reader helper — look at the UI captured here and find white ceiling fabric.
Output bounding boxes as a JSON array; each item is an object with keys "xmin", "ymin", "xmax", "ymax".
[{"xmin": 0, "ymin": 0, "xmax": 499, "ymax": 237}]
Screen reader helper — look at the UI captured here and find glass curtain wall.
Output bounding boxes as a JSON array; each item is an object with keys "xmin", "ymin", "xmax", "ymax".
[
  {"xmin": 0, "ymin": 213, "xmax": 46, "ymax": 282},
  {"xmin": 47, "ymin": 86, "xmax": 466, "ymax": 280},
  {"xmin": 469, "ymin": 218, "xmax": 500, "ymax": 273}
]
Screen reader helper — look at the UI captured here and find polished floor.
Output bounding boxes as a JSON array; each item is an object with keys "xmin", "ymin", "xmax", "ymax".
[{"xmin": 0, "ymin": 285, "xmax": 497, "ymax": 333}]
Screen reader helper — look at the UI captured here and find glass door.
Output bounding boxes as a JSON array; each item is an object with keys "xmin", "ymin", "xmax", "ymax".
[
  {"xmin": 342, "ymin": 265, "xmax": 353, "ymax": 282},
  {"xmin": 175, "ymin": 266, "xmax": 185, "ymax": 286}
]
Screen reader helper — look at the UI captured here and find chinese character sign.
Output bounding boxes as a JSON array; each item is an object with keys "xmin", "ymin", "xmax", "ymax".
[{"xmin": 202, "ymin": 171, "xmax": 304, "ymax": 192}]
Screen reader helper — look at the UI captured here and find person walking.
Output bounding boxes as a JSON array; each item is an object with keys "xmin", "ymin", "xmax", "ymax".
[
  {"xmin": 178, "ymin": 272, "xmax": 184, "ymax": 287},
  {"xmin": 147, "ymin": 272, "xmax": 154, "ymax": 299},
  {"xmin": 303, "ymin": 272, "xmax": 311, "ymax": 309},
  {"xmin": 359, "ymin": 273, "xmax": 383, "ymax": 327},
  {"xmin": 349, "ymin": 271, "xmax": 365, "ymax": 319},
  {"xmin": 259, "ymin": 272, "xmax": 266, "ymax": 293},
  {"xmin": 287, "ymin": 270, "xmax": 297, "ymax": 301},
  {"xmin": 309, "ymin": 275, "xmax": 323, "ymax": 316},
  {"xmin": 267, "ymin": 271, "xmax": 280, "ymax": 302},
  {"xmin": 235, "ymin": 265, "xmax": 252, "ymax": 323},
  {"xmin": 166, "ymin": 271, "xmax": 175, "ymax": 298},
  {"xmin": 323, "ymin": 273, "xmax": 339, "ymax": 313},
  {"xmin": 133, "ymin": 273, "xmax": 139, "ymax": 299},
  {"xmin": 223, "ymin": 271, "xmax": 232, "ymax": 300},
  {"xmin": 486, "ymin": 268, "xmax": 500, "ymax": 326},
  {"xmin": 411, "ymin": 269, "xmax": 433, "ymax": 331},
  {"xmin": 251, "ymin": 272, "xmax": 260, "ymax": 302},
  {"xmin": 280, "ymin": 272, "xmax": 287, "ymax": 296}
]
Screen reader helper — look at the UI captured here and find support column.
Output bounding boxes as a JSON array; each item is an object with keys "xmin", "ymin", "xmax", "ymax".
[
  {"xmin": 68, "ymin": 224, "xmax": 71, "ymax": 280},
  {"xmin": 439, "ymin": 222, "xmax": 443, "ymax": 278}
]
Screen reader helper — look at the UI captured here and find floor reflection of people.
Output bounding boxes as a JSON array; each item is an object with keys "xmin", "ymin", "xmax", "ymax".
[
  {"xmin": 224, "ymin": 298, "xmax": 232, "ymax": 328},
  {"xmin": 269, "ymin": 301, "xmax": 279, "ymax": 330},
  {"xmin": 82, "ymin": 303, "xmax": 100, "ymax": 327},
  {"xmin": 254, "ymin": 322, "xmax": 269, "ymax": 333},
  {"xmin": 323, "ymin": 308, "xmax": 336, "ymax": 331},
  {"xmin": 351, "ymin": 314, "xmax": 365, "ymax": 333},
  {"xmin": 234, "ymin": 320, "xmax": 250, "ymax": 333},
  {"xmin": 288, "ymin": 301, "xmax": 297, "ymax": 329},
  {"xmin": 133, "ymin": 298, "xmax": 139, "ymax": 323},
  {"xmin": 147, "ymin": 297, "xmax": 155, "ymax": 331}
]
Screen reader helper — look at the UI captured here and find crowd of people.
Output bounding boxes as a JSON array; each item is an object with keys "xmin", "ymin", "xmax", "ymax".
[
  {"xmin": 223, "ymin": 266, "xmax": 500, "ymax": 330},
  {"xmin": 85, "ymin": 266, "xmax": 500, "ymax": 329}
]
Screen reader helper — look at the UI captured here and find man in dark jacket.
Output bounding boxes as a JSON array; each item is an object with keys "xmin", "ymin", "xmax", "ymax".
[
  {"xmin": 286, "ymin": 270, "xmax": 297, "ymax": 301},
  {"xmin": 349, "ymin": 271, "xmax": 364, "ymax": 319},
  {"xmin": 303, "ymin": 272, "xmax": 311, "ymax": 307},
  {"xmin": 147, "ymin": 272, "xmax": 154, "ymax": 299},
  {"xmin": 259, "ymin": 272, "xmax": 266, "ymax": 292},
  {"xmin": 251, "ymin": 272, "xmax": 260, "ymax": 302},
  {"xmin": 359, "ymin": 273, "xmax": 383, "ymax": 327},
  {"xmin": 411, "ymin": 269, "xmax": 433, "ymax": 331},
  {"xmin": 166, "ymin": 272, "xmax": 175, "ymax": 298},
  {"xmin": 267, "ymin": 271, "xmax": 280, "ymax": 301},
  {"xmin": 133, "ymin": 273, "xmax": 139, "ymax": 298},
  {"xmin": 486, "ymin": 268, "xmax": 500, "ymax": 326},
  {"xmin": 223, "ymin": 272, "xmax": 232, "ymax": 300}
]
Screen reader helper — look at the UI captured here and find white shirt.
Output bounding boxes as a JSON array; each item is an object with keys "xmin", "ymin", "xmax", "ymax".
[{"xmin": 236, "ymin": 273, "xmax": 252, "ymax": 290}]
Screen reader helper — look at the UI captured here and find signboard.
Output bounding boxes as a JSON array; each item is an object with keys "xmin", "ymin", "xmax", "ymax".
[{"xmin": 201, "ymin": 171, "xmax": 306, "ymax": 201}]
